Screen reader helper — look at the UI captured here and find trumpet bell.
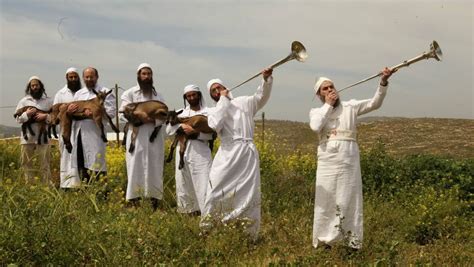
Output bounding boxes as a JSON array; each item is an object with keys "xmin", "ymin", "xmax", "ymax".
[
  {"xmin": 291, "ymin": 41, "xmax": 308, "ymax": 62},
  {"xmin": 431, "ymin": 40, "xmax": 443, "ymax": 61}
]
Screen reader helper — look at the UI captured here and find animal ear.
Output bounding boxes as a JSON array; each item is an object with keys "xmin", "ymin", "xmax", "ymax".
[
  {"xmin": 177, "ymin": 109, "xmax": 184, "ymax": 115},
  {"xmin": 106, "ymin": 89, "xmax": 113, "ymax": 96}
]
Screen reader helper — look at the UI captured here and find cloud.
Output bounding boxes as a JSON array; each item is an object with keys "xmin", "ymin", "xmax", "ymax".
[{"xmin": 1, "ymin": 1, "xmax": 472, "ymax": 127}]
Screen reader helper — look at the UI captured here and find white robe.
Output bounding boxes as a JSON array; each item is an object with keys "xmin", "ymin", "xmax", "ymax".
[
  {"xmin": 53, "ymin": 86, "xmax": 80, "ymax": 188},
  {"xmin": 309, "ymin": 84, "xmax": 388, "ymax": 248},
  {"xmin": 15, "ymin": 95, "xmax": 53, "ymax": 144},
  {"xmin": 165, "ymin": 105, "xmax": 213, "ymax": 213},
  {"xmin": 70, "ymin": 85, "xmax": 116, "ymax": 172},
  {"xmin": 119, "ymin": 86, "xmax": 166, "ymax": 200},
  {"xmin": 201, "ymin": 77, "xmax": 272, "ymax": 236}
]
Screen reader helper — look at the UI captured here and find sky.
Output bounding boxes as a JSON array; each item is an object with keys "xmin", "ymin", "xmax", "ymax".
[{"xmin": 1, "ymin": 0, "xmax": 473, "ymax": 127}]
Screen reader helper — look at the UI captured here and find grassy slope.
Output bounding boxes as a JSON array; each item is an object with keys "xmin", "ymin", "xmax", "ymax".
[{"xmin": 255, "ymin": 118, "xmax": 474, "ymax": 158}]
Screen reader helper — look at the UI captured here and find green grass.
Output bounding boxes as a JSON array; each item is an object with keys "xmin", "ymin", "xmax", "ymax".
[{"xmin": 1, "ymin": 118, "xmax": 473, "ymax": 265}]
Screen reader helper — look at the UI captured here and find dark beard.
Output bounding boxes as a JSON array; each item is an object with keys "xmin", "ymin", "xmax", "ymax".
[
  {"xmin": 31, "ymin": 90, "xmax": 43, "ymax": 100},
  {"xmin": 137, "ymin": 77, "xmax": 154, "ymax": 96},
  {"xmin": 333, "ymin": 99, "xmax": 341, "ymax": 108},
  {"xmin": 67, "ymin": 80, "xmax": 82, "ymax": 93}
]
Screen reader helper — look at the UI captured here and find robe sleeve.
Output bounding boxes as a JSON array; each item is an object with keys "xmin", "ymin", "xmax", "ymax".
[
  {"xmin": 309, "ymin": 103, "xmax": 334, "ymax": 133},
  {"xmin": 119, "ymin": 90, "xmax": 132, "ymax": 123},
  {"xmin": 208, "ymin": 96, "xmax": 231, "ymax": 132},
  {"xmin": 249, "ymin": 77, "xmax": 273, "ymax": 114},
  {"xmin": 53, "ymin": 91, "xmax": 61, "ymax": 105},
  {"xmin": 353, "ymin": 84, "xmax": 388, "ymax": 116},
  {"xmin": 15, "ymin": 99, "xmax": 29, "ymax": 124},
  {"xmin": 103, "ymin": 88, "xmax": 117, "ymax": 119}
]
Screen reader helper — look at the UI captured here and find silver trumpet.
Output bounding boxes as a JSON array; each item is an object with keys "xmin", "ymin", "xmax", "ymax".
[
  {"xmin": 338, "ymin": 40, "xmax": 443, "ymax": 93},
  {"xmin": 230, "ymin": 41, "xmax": 308, "ymax": 91}
]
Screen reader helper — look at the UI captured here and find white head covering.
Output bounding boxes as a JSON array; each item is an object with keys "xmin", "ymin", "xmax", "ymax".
[
  {"xmin": 183, "ymin": 84, "xmax": 205, "ymax": 107},
  {"xmin": 183, "ymin": 84, "xmax": 200, "ymax": 94},
  {"xmin": 66, "ymin": 67, "xmax": 79, "ymax": 75},
  {"xmin": 206, "ymin": 78, "xmax": 233, "ymax": 102},
  {"xmin": 28, "ymin": 76, "xmax": 41, "ymax": 82},
  {"xmin": 137, "ymin": 63, "xmax": 152, "ymax": 73},
  {"xmin": 314, "ymin": 77, "xmax": 333, "ymax": 94}
]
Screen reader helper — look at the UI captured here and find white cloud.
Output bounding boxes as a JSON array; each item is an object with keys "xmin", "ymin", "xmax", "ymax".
[{"xmin": 1, "ymin": 1, "xmax": 472, "ymax": 127}]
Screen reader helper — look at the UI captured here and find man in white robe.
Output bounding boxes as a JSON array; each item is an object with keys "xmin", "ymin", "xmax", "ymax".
[
  {"xmin": 15, "ymin": 76, "xmax": 53, "ymax": 183},
  {"xmin": 200, "ymin": 68, "xmax": 273, "ymax": 237},
  {"xmin": 309, "ymin": 67, "xmax": 394, "ymax": 249},
  {"xmin": 68, "ymin": 67, "xmax": 116, "ymax": 182},
  {"xmin": 166, "ymin": 84, "xmax": 213, "ymax": 216},
  {"xmin": 120, "ymin": 63, "xmax": 166, "ymax": 210},
  {"xmin": 53, "ymin": 67, "xmax": 81, "ymax": 189}
]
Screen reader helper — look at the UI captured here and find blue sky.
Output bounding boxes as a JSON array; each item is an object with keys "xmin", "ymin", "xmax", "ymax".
[{"xmin": 1, "ymin": 0, "xmax": 472, "ymax": 126}]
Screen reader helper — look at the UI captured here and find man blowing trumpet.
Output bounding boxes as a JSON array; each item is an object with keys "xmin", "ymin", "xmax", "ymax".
[{"xmin": 310, "ymin": 67, "xmax": 395, "ymax": 249}]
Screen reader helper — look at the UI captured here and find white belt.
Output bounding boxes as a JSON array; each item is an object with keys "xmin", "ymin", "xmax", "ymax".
[
  {"xmin": 221, "ymin": 137, "xmax": 254, "ymax": 145},
  {"xmin": 319, "ymin": 129, "xmax": 356, "ymax": 143}
]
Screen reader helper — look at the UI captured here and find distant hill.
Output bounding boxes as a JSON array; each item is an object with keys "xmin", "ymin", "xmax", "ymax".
[
  {"xmin": 253, "ymin": 117, "xmax": 474, "ymax": 159},
  {"xmin": 2, "ymin": 117, "xmax": 473, "ymax": 158}
]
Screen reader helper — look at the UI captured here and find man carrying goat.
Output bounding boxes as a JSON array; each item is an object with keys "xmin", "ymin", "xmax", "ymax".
[
  {"xmin": 53, "ymin": 67, "xmax": 82, "ymax": 189},
  {"xmin": 67, "ymin": 67, "xmax": 116, "ymax": 183},
  {"xmin": 15, "ymin": 76, "xmax": 53, "ymax": 183},
  {"xmin": 166, "ymin": 84, "xmax": 214, "ymax": 216},
  {"xmin": 119, "ymin": 63, "xmax": 166, "ymax": 210}
]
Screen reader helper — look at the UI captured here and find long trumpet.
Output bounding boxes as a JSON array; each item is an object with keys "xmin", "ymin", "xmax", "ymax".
[
  {"xmin": 338, "ymin": 40, "xmax": 443, "ymax": 93},
  {"xmin": 230, "ymin": 41, "xmax": 308, "ymax": 91}
]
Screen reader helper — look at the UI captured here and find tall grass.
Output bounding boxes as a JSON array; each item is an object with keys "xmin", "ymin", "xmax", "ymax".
[{"xmin": 0, "ymin": 135, "xmax": 472, "ymax": 265}]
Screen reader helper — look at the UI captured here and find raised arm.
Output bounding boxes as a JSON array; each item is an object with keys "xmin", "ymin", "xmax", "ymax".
[
  {"xmin": 309, "ymin": 103, "xmax": 334, "ymax": 133},
  {"xmin": 208, "ymin": 97, "xmax": 231, "ymax": 133}
]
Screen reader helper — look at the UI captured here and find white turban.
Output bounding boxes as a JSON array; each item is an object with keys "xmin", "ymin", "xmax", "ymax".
[
  {"xmin": 183, "ymin": 84, "xmax": 200, "ymax": 94},
  {"xmin": 183, "ymin": 84, "xmax": 206, "ymax": 106},
  {"xmin": 314, "ymin": 77, "xmax": 332, "ymax": 94},
  {"xmin": 206, "ymin": 78, "xmax": 226, "ymax": 92},
  {"xmin": 137, "ymin": 63, "xmax": 152, "ymax": 73},
  {"xmin": 66, "ymin": 67, "xmax": 79, "ymax": 75},
  {"xmin": 28, "ymin": 76, "xmax": 41, "ymax": 82}
]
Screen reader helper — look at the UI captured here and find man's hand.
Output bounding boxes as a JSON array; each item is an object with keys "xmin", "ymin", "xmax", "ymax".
[
  {"xmin": 34, "ymin": 113, "xmax": 48, "ymax": 122},
  {"xmin": 67, "ymin": 103, "xmax": 79, "ymax": 115},
  {"xmin": 220, "ymin": 89, "xmax": 230, "ymax": 99},
  {"xmin": 325, "ymin": 91, "xmax": 339, "ymax": 106},
  {"xmin": 26, "ymin": 107, "xmax": 37, "ymax": 118},
  {"xmin": 83, "ymin": 109, "xmax": 92, "ymax": 117},
  {"xmin": 262, "ymin": 68, "xmax": 273, "ymax": 82},
  {"xmin": 380, "ymin": 67, "xmax": 396, "ymax": 85},
  {"xmin": 180, "ymin": 124, "xmax": 197, "ymax": 135}
]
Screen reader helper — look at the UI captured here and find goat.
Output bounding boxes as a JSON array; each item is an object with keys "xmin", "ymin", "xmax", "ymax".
[
  {"xmin": 60, "ymin": 90, "xmax": 119, "ymax": 153},
  {"xmin": 13, "ymin": 106, "xmax": 50, "ymax": 144},
  {"xmin": 120, "ymin": 100, "xmax": 168, "ymax": 153},
  {"xmin": 165, "ymin": 110, "xmax": 216, "ymax": 170},
  {"xmin": 48, "ymin": 103, "xmax": 89, "ymax": 139}
]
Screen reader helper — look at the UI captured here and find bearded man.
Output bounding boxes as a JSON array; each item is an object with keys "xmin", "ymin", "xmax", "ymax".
[
  {"xmin": 15, "ymin": 76, "xmax": 53, "ymax": 183},
  {"xmin": 67, "ymin": 67, "xmax": 116, "ymax": 183},
  {"xmin": 120, "ymin": 63, "xmax": 166, "ymax": 210},
  {"xmin": 166, "ymin": 84, "xmax": 213, "ymax": 216},
  {"xmin": 200, "ymin": 68, "xmax": 273, "ymax": 238},
  {"xmin": 310, "ymin": 67, "xmax": 394, "ymax": 249},
  {"xmin": 53, "ymin": 67, "xmax": 82, "ymax": 189}
]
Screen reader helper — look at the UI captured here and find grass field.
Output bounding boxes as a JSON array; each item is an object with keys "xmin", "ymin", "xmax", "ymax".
[{"xmin": 1, "ymin": 118, "xmax": 473, "ymax": 265}]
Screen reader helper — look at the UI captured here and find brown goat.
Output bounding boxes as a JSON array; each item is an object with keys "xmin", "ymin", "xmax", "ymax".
[
  {"xmin": 13, "ymin": 106, "xmax": 50, "ymax": 144},
  {"xmin": 165, "ymin": 110, "xmax": 216, "ymax": 169},
  {"xmin": 60, "ymin": 90, "xmax": 119, "ymax": 153},
  {"xmin": 120, "ymin": 100, "xmax": 168, "ymax": 153},
  {"xmin": 48, "ymin": 103, "xmax": 89, "ymax": 139}
]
